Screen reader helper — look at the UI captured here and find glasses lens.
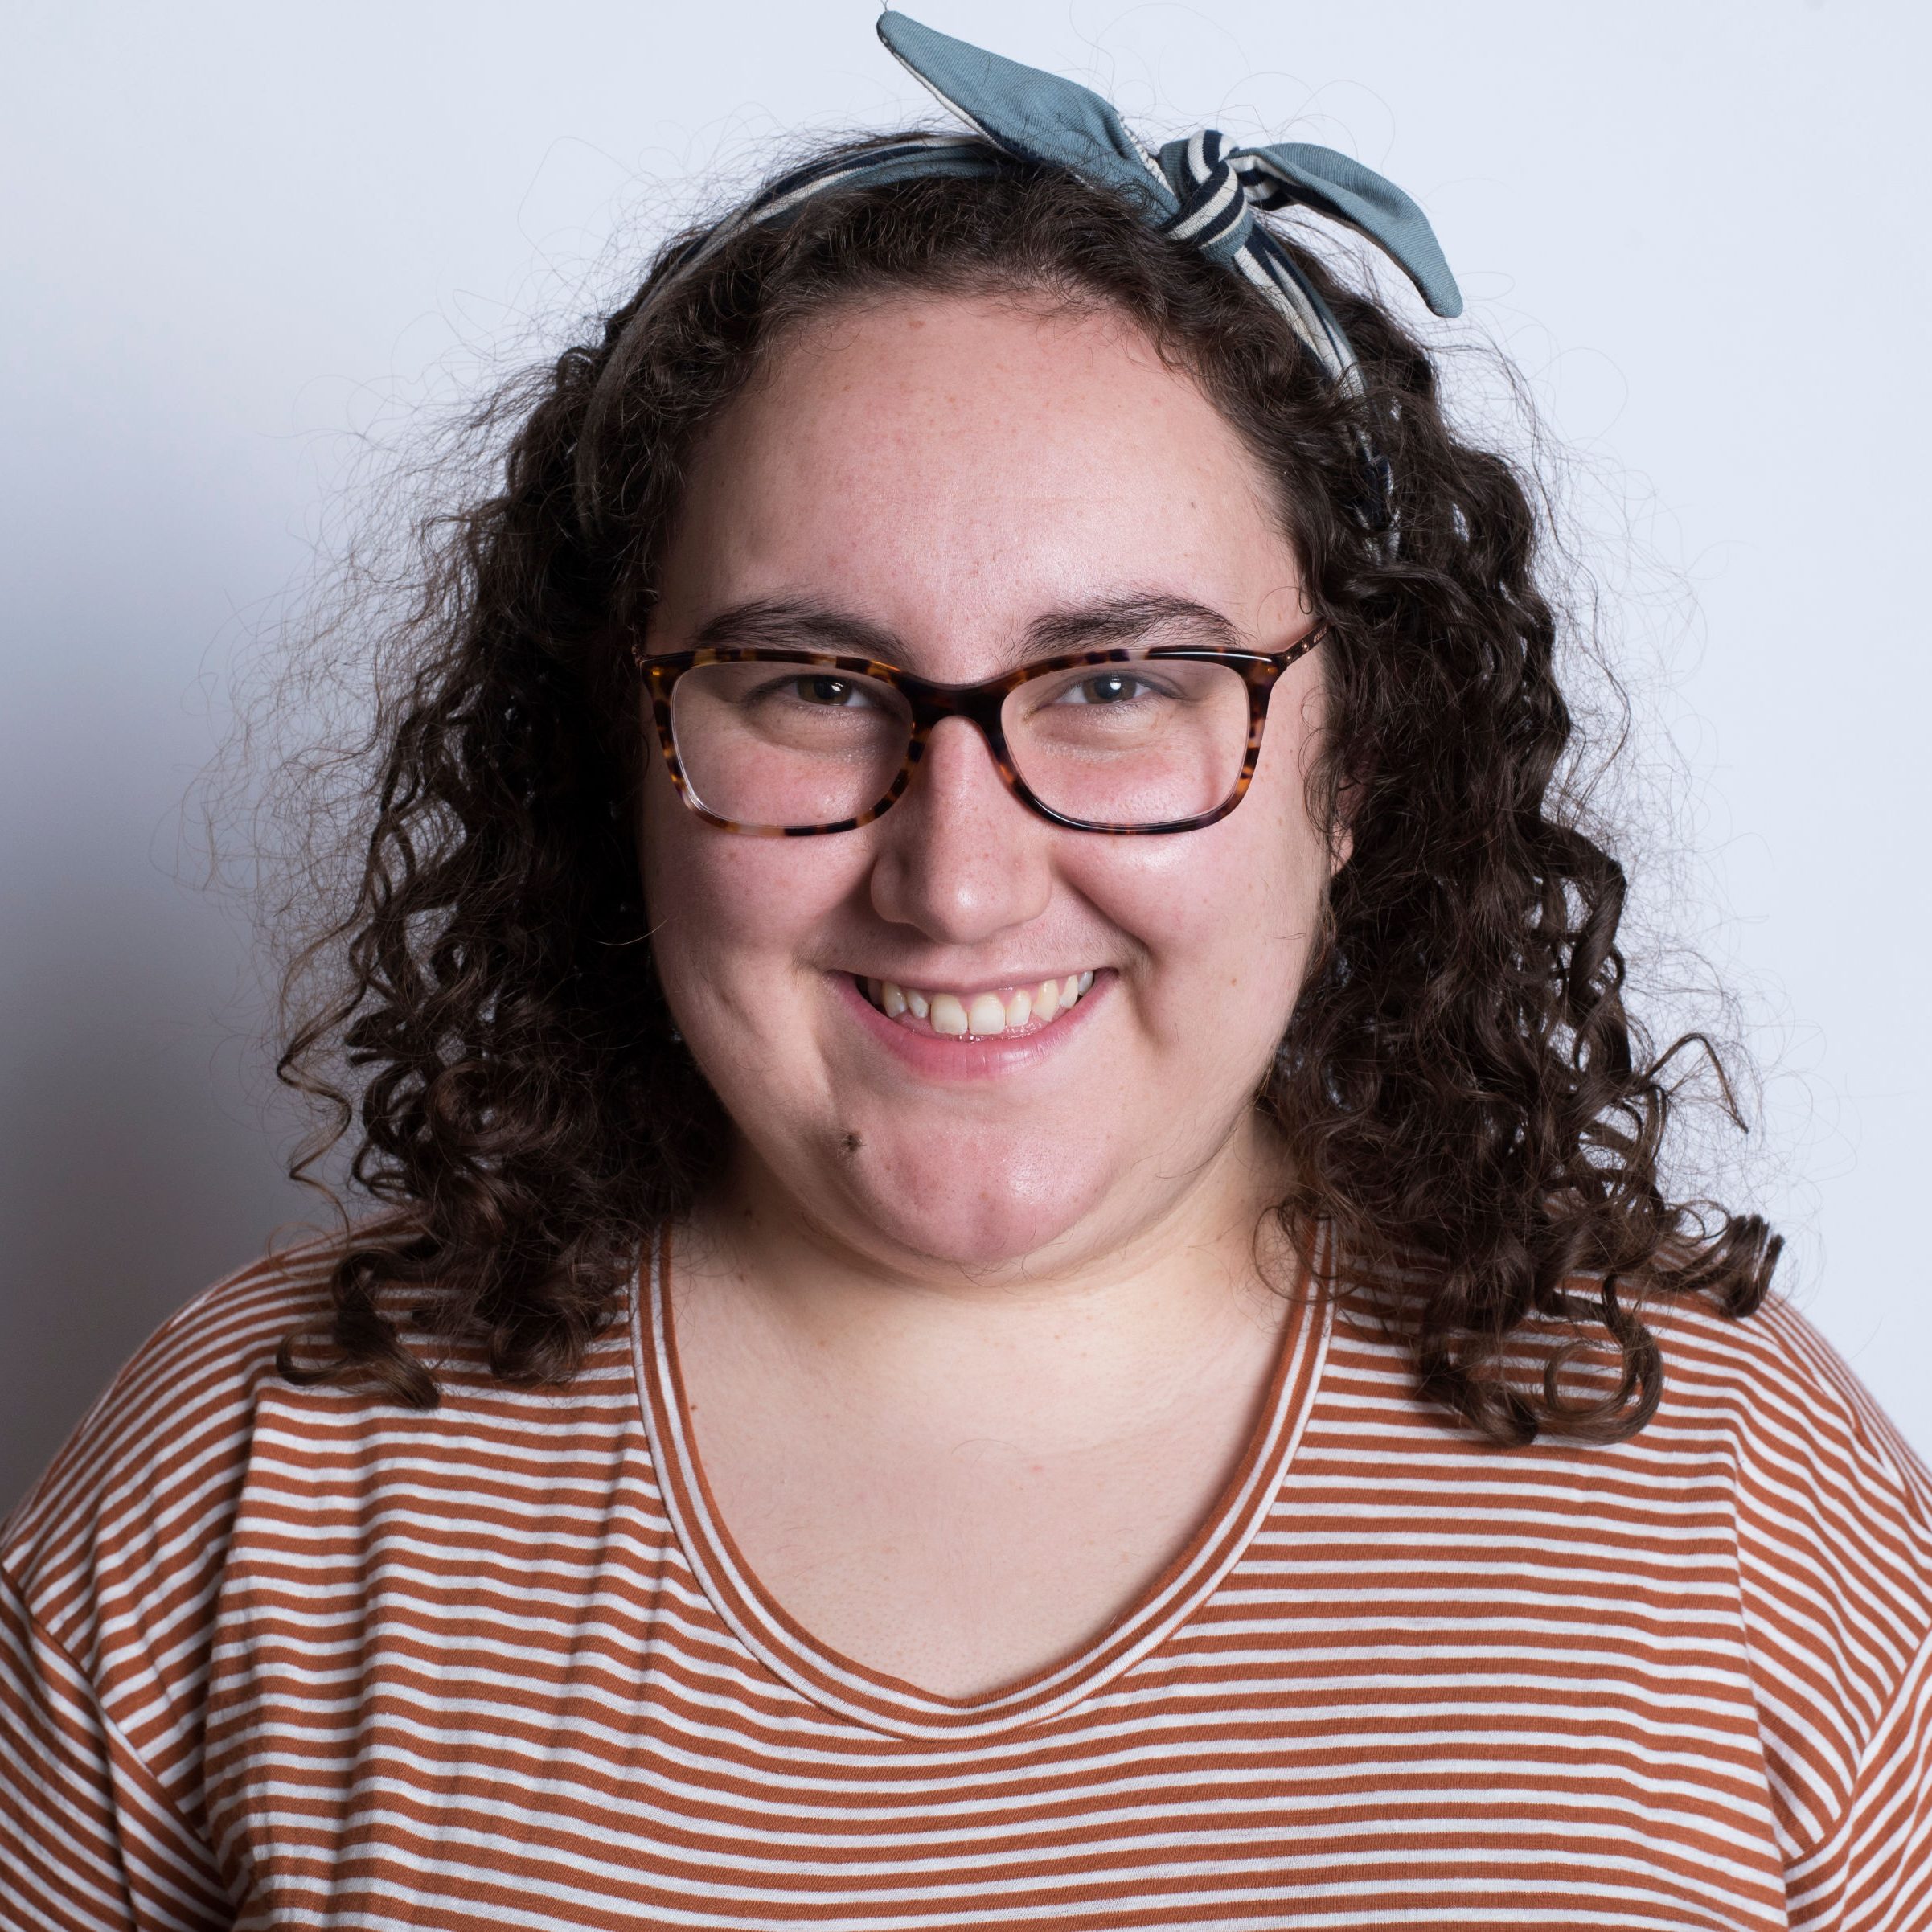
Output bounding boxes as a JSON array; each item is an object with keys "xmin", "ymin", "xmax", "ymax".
[
  {"xmin": 670, "ymin": 661, "xmax": 913, "ymax": 827},
  {"xmin": 1002, "ymin": 658, "xmax": 1251, "ymax": 827}
]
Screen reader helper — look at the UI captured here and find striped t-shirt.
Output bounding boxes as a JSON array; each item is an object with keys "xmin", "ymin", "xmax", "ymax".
[{"xmin": 4, "ymin": 1232, "xmax": 1931, "ymax": 1931}]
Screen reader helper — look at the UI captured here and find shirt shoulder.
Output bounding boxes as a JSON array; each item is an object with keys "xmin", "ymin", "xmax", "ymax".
[
  {"xmin": 1650, "ymin": 1286, "xmax": 1932, "ymax": 1596},
  {"xmin": 1645, "ymin": 1290, "xmax": 1932, "ymax": 1873},
  {"xmin": 0, "ymin": 1232, "xmax": 350, "ymax": 1801}
]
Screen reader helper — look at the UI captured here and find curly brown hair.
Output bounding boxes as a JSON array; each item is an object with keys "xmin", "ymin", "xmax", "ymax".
[{"xmin": 269, "ymin": 137, "xmax": 1778, "ymax": 1444}]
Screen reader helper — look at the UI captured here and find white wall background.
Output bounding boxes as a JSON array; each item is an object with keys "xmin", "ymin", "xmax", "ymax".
[{"xmin": 4, "ymin": 0, "xmax": 1926, "ymax": 1510}]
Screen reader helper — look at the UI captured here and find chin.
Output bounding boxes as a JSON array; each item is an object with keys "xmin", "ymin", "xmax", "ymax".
[{"xmin": 827, "ymin": 1132, "xmax": 1119, "ymax": 1274}]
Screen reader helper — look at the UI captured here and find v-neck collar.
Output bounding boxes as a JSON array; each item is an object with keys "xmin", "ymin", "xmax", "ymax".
[{"xmin": 630, "ymin": 1222, "xmax": 1331, "ymax": 1742}]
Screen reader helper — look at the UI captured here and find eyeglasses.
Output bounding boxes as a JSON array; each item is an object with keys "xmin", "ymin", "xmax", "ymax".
[{"xmin": 632, "ymin": 631, "xmax": 1323, "ymax": 837}]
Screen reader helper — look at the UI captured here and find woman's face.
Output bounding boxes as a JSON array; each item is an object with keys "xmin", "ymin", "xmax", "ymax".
[{"xmin": 641, "ymin": 293, "xmax": 1338, "ymax": 1277}]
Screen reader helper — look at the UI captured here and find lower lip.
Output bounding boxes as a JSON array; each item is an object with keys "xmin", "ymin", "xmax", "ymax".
[{"xmin": 833, "ymin": 971, "xmax": 1105, "ymax": 1082}]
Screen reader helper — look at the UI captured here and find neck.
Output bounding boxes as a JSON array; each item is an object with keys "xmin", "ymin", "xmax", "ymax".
[{"xmin": 674, "ymin": 1110, "xmax": 1300, "ymax": 1433}]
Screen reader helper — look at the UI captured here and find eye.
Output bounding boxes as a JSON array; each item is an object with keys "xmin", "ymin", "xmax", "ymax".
[
  {"xmin": 793, "ymin": 675, "xmax": 866, "ymax": 707},
  {"xmin": 740, "ymin": 672, "xmax": 885, "ymax": 710},
  {"xmin": 1056, "ymin": 672, "xmax": 1165, "ymax": 705}
]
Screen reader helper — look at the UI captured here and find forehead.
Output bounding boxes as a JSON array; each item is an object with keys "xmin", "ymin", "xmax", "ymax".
[{"xmin": 653, "ymin": 293, "xmax": 1305, "ymax": 671}]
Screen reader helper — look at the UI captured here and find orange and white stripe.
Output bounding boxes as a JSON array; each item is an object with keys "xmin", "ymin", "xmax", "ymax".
[{"xmin": 3, "ymin": 1231, "xmax": 1929, "ymax": 1930}]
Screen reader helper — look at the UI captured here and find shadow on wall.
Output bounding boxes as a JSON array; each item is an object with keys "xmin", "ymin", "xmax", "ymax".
[{"xmin": 0, "ymin": 856, "xmax": 309, "ymax": 1516}]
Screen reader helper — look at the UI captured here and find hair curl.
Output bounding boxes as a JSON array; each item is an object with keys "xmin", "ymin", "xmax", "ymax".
[{"xmin": 269, "ymin": 136, "xmax": 1778, "ymax": 1442}]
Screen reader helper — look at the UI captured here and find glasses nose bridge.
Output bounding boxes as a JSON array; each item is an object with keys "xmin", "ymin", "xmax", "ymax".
[{"xmin": 899, "ymin": 676, "xmax": 1023, "ymax": 800}]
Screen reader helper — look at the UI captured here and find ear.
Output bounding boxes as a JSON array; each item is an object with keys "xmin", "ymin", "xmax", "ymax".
[
  {"xmin": 1329, "ymin": 821, "xmax": 1355, "ymax": 877},
  {"xmin": 1326, "ymin": 775, "xmax": 1360, "ymax": 878}
]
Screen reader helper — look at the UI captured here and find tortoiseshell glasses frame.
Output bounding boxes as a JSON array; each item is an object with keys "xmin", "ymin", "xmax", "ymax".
[{"xmin": 630, "ymin": 630, "xmax": 1325, "ymax": 837}]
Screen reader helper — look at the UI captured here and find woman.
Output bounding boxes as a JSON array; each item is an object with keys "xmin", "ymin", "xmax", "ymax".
[{"xmin": 4, "ymin": 13, "xmax": 1927, "ymax": 1929}]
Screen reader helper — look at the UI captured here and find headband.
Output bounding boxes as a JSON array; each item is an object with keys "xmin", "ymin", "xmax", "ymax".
[
  {"xmin": 582, "ymin": 11, "xmax": 1462, "ymax": 528},
  {"xmin": 872, "ymin": 10, "xmax": 1462, "ymax": 391}
]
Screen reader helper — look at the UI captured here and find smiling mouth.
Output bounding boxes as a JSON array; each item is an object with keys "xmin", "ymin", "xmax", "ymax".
[{"xmin": 856, "ymin": 971, "xmax": 1097, "ymax": 1039}]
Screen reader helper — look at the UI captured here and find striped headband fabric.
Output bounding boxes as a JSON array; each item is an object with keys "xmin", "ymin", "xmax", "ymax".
[
  {"xmin": 582, "ymin": 10, "xmax": 1464, "ymax": 531},
  {"xmin": 872, "ymin": 10, "xmax": 1463, "ymax": 392},
  {"xmin": 657, "ymin": 12, "xmax": 1462, "ymax": 388}
]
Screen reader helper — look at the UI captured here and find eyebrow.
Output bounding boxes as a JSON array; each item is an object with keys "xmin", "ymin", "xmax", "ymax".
[{"xmin": 686, "ymin": 593, "xmax": 1242, "ymax": 667}]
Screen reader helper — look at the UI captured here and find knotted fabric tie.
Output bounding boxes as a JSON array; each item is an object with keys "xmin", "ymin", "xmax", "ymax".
[
  {"xmin": 580, "ymin": 11, "xmax": 1463, "ymax": 536},
  {"xmin": 877, "ymin": 10, "xmax": 1462, "ymax": 393}
]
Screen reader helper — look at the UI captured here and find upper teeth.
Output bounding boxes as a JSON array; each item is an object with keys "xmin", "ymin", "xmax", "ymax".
[{"xmin": 869, "ymin": 971, "xmax": 1095, "ymax": 1036}]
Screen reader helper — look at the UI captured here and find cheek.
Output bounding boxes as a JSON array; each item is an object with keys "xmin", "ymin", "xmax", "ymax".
[
  {"xmin": 638, "ymin": 760, "xmax": 863, "ymax": 1001},
  {"xmin": 1065, "ymin": 758, "xmax": 1328, "ymax": 1043}
]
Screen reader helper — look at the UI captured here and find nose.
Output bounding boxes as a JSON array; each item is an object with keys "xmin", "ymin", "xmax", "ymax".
[{"xmin": 867, "ymin": 716, "xmax": 1054, "ymax": 943}]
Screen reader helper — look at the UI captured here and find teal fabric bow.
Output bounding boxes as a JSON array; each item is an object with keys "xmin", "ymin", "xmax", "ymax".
[
  {"xmin": 583, "ymin": 12, "xmax": 1462, "ymax": 538},
  {"xmin": 876, "ymin": 9, "xmax": 1462, "ymax": 388}
]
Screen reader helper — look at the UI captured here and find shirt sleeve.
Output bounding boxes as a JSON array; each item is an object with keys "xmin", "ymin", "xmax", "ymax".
[
  {"xmin": 1, "ymin": 1571, "xmax": 232, "ymax": 1931},
  {"xmin": 1786, "ymin": 1629, "xmax": 1932, "ymax": 1932}
]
